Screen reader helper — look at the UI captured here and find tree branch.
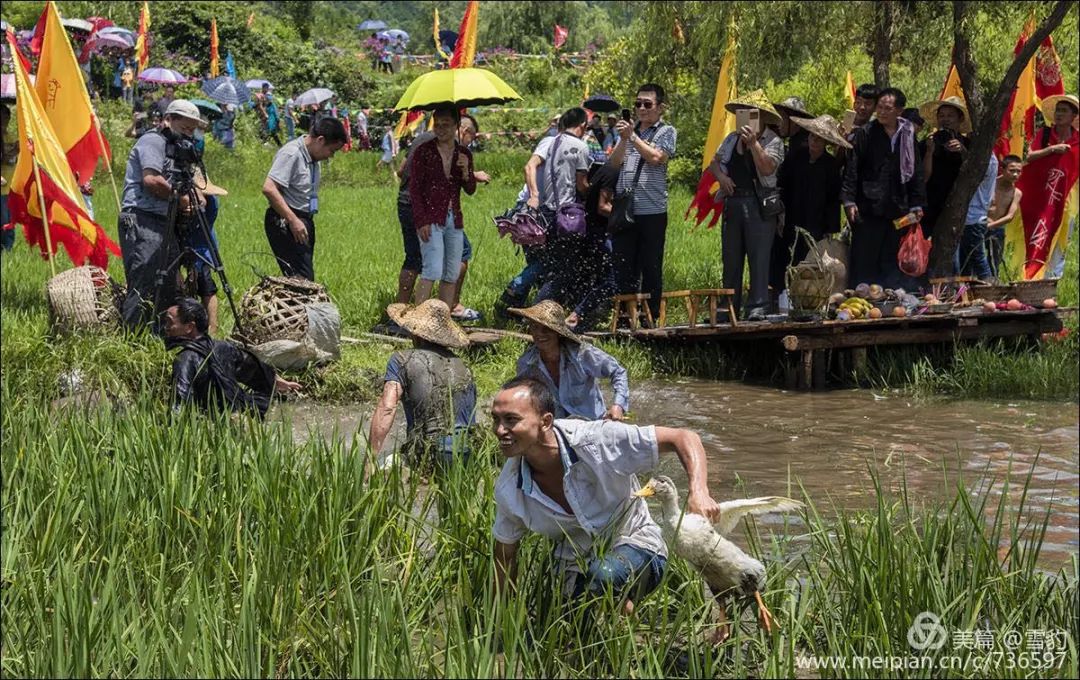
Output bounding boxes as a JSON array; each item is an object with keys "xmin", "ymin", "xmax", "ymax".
[{"xmin": 928, "ymin": 0, "xmax": 1071, "ymax": 276}]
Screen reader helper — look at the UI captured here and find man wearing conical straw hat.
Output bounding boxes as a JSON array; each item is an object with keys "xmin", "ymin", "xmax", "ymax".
[
  {"xmin": 708, "ymin": 90, "xmax": 785, "ymax": 320},
  {"xmin": 368, "ymin": 299, "xmax": 477, "ymax": 475},
  {"xmin": 919, "ymin": 95, "xmax": 971, "ymax": 236},
  {"xmin": 509, "ymin": 300, "xmax": 630, "ymax": 421}
]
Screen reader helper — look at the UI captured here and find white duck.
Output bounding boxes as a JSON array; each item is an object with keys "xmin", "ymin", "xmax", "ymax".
[{"xmin": 633, "ymin": 475, "xmax": 802, "ymax": 641}]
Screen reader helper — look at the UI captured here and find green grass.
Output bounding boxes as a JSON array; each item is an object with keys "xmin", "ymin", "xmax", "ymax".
[
  {"xmin": 2, "ymin": 392, "xmax": 1076, "ymax": 678},
  {"xmin": 3, "ymin": 129, "xmax": 1078, "ymax": 678}
]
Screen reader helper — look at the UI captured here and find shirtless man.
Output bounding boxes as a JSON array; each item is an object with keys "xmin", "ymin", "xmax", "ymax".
[{"xmin": 985, "ymin": 154, "xmax": 1023, "ymax": 278}]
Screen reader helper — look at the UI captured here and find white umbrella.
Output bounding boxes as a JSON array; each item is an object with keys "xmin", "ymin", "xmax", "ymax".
[
  {"xmin": 294, "ymin": 87, "xmax": 335, "ymax": 107},
  {"xmin": 245, "ymin": 79, "xmax": 273, "ymax": 91},
  {"xmin": 62, "ymin": 18, "xmax": 94, "ymax": 33}
]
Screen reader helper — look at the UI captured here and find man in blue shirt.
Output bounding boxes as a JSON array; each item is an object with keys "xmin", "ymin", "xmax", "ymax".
[{"xmin": 955, "ymin": 154, "xmax": 999, "ymax": 279}]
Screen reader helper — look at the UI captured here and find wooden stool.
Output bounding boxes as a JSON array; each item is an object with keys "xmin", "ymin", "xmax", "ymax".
[
  {"xmin": 656, "ymin": 289, "xmax": 738, "ymax": 328},
  {"xmin": 610, "ymin": 294, "xmax": 653, "ymax": 332}
]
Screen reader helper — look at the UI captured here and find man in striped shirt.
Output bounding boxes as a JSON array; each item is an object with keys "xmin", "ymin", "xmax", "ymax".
[{"xmin": 606, "ymin": 84, "xmax": 677, "ymax": 321}]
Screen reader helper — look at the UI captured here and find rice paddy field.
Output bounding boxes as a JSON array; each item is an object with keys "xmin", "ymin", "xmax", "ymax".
[{"xmin": 2, "ymin": 135, "xmax": 1078, "ymax": 678}]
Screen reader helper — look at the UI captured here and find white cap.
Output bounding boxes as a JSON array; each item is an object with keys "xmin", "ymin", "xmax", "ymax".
[{"xmin": 164, "ymin": 99, "xmax": 208, "ymax": 128}]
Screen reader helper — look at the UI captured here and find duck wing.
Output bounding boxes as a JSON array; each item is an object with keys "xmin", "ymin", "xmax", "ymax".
[{"xmin": 714, "ymin": 496, "xmax": 804, "ymax": 536}]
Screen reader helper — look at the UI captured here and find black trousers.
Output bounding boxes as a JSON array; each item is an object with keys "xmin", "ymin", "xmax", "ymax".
[
  {"xmin": 264, "ymin": 207, "xmax": 316, "ymax": 280},
  {"xmin": 721, "ymin": 196, "xmax": 775, "ymax": 315},
  {"xmin": 848, "ymin": 211, "xmax": 905, "ymax": 289},
  {"xmin": 118, "ymin": 210, "xmax": 181, "ymax": 332},
  {"xmin": 612, "ymin": 212, "xmax": 667, "ymax": 317}
]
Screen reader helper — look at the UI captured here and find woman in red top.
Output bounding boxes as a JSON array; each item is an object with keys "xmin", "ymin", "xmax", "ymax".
[{"xmin": 409, "ymin": 106, "xmax": 477, "ymax": 305}]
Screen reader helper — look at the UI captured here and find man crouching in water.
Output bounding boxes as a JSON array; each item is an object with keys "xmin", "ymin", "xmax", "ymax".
[
  {"xmin": 491, "ymin": 376, "xmax": 721, "ymax": 614},
  {"xmin": 164, "ymin": 298, "xmax": 300, "ymax": 417}
]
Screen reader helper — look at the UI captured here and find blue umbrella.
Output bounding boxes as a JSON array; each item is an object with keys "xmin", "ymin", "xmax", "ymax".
[
  {"xmin": 358, "ymin": 20, "xmax": 388, "ymax": 31},
  {"xmin": 201, "ymin": 76, "xmax": 251, "ymax": 106}
]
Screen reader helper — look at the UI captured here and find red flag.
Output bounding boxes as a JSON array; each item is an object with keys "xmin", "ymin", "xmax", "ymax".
[
  {"xmin": 135, "ymin": 1, "xmax": 151, "ymax": 74},
  {"xmin": 209, "ymin": 17, "xmax": 220, "ymax": 77},
  {"xmin": 554, "ymin": 24, "xmax": 568, "ymax": 50},
  {"xmin": 684, "ymin": 169, "xmax": 725, "ymax": 230},
  {"xmin": 1032, "ymin": 34, "xmax": 1064, "ymax": 132},
  {"xmin": 29, "ymin": 6, "xmax": 48, "ymax": 55},
  {"xmin": 450, "ymin": 1, "xmax": 479, "ymax": 68},
  {"xmin": 1013, "ymin": 130, "xmax": 1078, "ymax": 278}
]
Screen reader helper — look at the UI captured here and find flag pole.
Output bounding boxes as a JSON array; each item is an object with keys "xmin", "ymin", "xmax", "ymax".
[
  {"xmin": 28, "ymin": 138, "xmax": 58, "ymax": 278},
  {"xmin": 92, "ymin": 113, "xmax": 121, "ymax": 212}
]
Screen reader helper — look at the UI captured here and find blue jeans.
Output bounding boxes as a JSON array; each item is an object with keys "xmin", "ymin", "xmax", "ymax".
[
  {"xmin": 956, "ymin": 220, "xmax": 992, "ymax": 280},
  {"xmin": 285, "ymin": 117, "xmax": 296, "ymax": 140},
  {"xmin": 569, "ymin": 543, "xmax": 667, "ymax": 603},
  {"xmin": 507, "ymin": 247, "xmax": 544, "ymax": 299}
]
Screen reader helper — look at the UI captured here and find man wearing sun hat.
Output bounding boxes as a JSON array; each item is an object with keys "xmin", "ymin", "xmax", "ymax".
[
  {"xmin": 919, "ymin": 95, "xmax": 972, "ymax": 236},
  {"xmin": 509, "ymin": 300, "xmax": 630, "ymax": 421},
  {"xmin": 118, "ymin": 98, "xmax": 210, "ymax": 332},
  {"xmin": 773, "ymin": 96, "xmax": 814, "ymax": 153},
  {"xmin": 368, "ymin": 299, "xmax": 477, "ymax": 474},
  {"xmin": 771, "ymin": 115, "xmax": 850, "ymax": 296},
  {"xmin": 707, "ymin": 90, "xmax": 785, "ymax": 320},
  {"xmin": 1020, "ymin": 94, "xmax": 1078, "ymax": 279}
]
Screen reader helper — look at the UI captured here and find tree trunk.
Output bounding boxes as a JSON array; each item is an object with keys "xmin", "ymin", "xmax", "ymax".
[
  {"xmin": 928, "ymin": 0, "xmax": 1071, "ymax": 277},
  {"xmin": 871, "ymin": 1, "xmax": 897, "ymax": 87}
]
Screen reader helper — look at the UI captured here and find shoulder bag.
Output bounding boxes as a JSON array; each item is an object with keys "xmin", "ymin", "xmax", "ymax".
[
  {"xmin": 548, "ymin": 134, "xmax": 588, "ymax": 237},
  {"xmin": 608, "ymin": 124, "xmax": 666, "ymax": 235},
  {"xmin": 743, "ymin": 138, "xmax": 784, "ymax": 220}
]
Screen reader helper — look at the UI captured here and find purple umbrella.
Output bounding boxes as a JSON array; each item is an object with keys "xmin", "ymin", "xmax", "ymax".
[
  {"xmin": 138, "ymin": 67, "xmax": 189, "ymax": 85},
  {"xmin": 93, "ymin": 33, "xmax": 134, "ymax": 52}
]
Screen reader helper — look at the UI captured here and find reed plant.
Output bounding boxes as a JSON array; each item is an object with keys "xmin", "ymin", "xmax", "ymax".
[{"xmin": 2, "ymin": 388, "xmax": 1076, "ymax": 678}]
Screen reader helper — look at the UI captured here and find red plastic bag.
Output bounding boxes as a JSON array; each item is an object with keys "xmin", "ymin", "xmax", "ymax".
[{"xmin": 898, "ymin": 222, "xmax": 931, "ymax": 278}]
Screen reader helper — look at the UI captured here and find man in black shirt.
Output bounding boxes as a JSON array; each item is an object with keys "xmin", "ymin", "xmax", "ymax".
[
  {"xmin": 919, "ymin": 96, "xmax": 971, "ymax": 236},
  {"xmin": 165, "ymin": 298, "xmax": 300, "ymax": 418}
]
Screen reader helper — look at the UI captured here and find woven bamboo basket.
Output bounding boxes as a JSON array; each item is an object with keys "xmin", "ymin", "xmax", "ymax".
[
  {"xmin": 971, "ymin": 278, "xmax": 1058, "ymax": 305},
  {"xmin": 45, "ymin": 266, "xmax": 124, "ymax": 334},
  {"xmin": 787, "ymin": 265, "xmax": 836, "ymax": 312},
  {"xmin": 234, "ymin": 276, "xmax": 331, "ymax": 345}
]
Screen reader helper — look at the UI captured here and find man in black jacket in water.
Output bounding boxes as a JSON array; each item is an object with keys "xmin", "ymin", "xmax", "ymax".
[{"xmin": 164, "ymin": 298, "xmax": 300, "ymax": 417}]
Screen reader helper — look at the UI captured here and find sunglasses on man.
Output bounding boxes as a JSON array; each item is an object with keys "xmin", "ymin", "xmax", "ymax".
[{"xmin": 634, "ymin": 100, "xmax": 656, "ymax": 109}]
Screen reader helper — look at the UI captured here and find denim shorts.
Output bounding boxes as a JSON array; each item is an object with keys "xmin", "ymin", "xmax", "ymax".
[
  {"xmin": 401, "ymin": 203, "xmax": 471, "ymax": 271},
  {"xmin": 419, "ymin": 210, "xmax": 464, "ymax": 283}
]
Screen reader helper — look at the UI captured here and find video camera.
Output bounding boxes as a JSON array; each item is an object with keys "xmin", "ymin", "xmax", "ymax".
[{"xmin": 160, "ymin": 126, "xmax": 203, "ymax": 174}]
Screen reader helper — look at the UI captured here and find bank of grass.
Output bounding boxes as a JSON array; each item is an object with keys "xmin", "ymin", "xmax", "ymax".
[
  {"xmin": 3, "ymin": 134, "xmax": 1077, "ymax": 402},
  {"xmin": 1, "ymin": 389, "xmax": 1076, "ymax": 678}
]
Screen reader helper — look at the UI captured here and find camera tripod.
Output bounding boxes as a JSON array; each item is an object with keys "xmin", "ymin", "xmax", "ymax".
[{"xmin": 152, "ymin": 164, "xmax": 245, "ymax": 338}]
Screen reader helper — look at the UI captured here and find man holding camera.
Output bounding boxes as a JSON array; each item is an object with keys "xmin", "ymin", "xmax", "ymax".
[
  {"xmin": 261, "ymin": 116, "xmax": 347, "ymax": 281},
  {"xmin": 118, "ymin": 99, "xmax": 208, "ymax": 331}
]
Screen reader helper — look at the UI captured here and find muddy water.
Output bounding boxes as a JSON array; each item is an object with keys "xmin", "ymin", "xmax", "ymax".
[
  {"xmin": 632, "ymin": 380, "xmax": 1079, "ymax": 570},
  {"xmin": 275, "ymin": 380, "xmax": 1079, "ymax": 569}
]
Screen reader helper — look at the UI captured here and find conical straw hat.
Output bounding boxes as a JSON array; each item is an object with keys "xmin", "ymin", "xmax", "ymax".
[
  {"xmin": 791, "ymin": 114, "xmax": 853, "ymax": 149},
  {"xmin": 386, "ymin": 299, "xmax": 470, "ymax": 349},
  {"xmin": 724, "ymin": 89, "xmax": 782, "ymax": 127},
  {"xmin": 919, "ymin": 95, "xmax": 972, "ymax": 134},
  {"xmin": 508, "ymin": 300, "xmax": 581, "ymax": 344},
  {"xmin": 1040, "ymin": 94, "xmax": 1079, "ymax": 130}
]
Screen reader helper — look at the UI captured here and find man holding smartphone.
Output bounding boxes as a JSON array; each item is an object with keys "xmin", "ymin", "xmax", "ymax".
[{"xmin": 606, "ymin": 84, "xmax": 677, "ymax": 324}]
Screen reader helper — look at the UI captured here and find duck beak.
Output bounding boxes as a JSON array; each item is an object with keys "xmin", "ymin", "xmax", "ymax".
[
  {"xmin": 632, "ymin": 484, "xmax": 655, "ymax": 498},
  {"xmin": 754, "ymin": 590, "xmax": 777, "ymax": 634}
]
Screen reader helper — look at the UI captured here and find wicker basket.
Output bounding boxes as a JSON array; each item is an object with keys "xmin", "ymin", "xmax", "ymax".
[
  {"xmin": 233, "ymin": 276, "xmax": 331, "ymax": 345},
  {"xmin": 787, "ymin": 264, "xmax": 836, "ymax": 313},
  {"xmin": 971, "ymin": 278, "xmax": 1058, "ymax": 305},
  {"xmin": 45, "ymin": 266, "xmax": 124, "ymax": 334}
]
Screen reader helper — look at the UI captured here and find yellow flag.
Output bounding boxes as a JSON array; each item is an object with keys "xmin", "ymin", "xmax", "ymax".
[
  {"xmin": 135, "ymin": 1, "xmax": 151, "ymax": 73},
  {"xmin": 210, "ymin": 18, "xmax": 220, "ymax": 78},
  {"xmin": 433, "ymin": 9, "xmax": 451, "ymax": 61},
  {"xmin": 1007, "ymin": 51, "xmax": 1037, "ymax": 158},
  {"xmin": 938, "ymin": 64, "xmax": 965, "ymax": 102},
  {"xmin": 35, "ymin": 1, "xmax": 110, "ymax": 183},
  {"xmin": 701, "ymin": 29, "xmax": 737, "ymax": 170},
  {"xmin": 6, "ymin": 30, "xmax": 118, "ymax": 268},
  {"xmin": 845, "ymin": 70, "xmax": 856, "ymax": 108}
]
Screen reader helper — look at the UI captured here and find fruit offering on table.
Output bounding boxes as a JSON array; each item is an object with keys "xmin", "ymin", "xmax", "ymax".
[
  {"xmin": 893, "ymin": 306, "xmax": 907, "ymax": 318},
  {"xmin": 1043, "ymin": 298, "xmax": 1058, "ymax": 309},
  {"xmin": 983, "ymin": 301, "xmax": 998, "ymax": 313},
  {"xmin": 836, "ymin": 296, "xmax": 874, "ymax": 319},
  {"xmin": 994, "ymin": 298, "xmax": 1035, "ymax": 312}
]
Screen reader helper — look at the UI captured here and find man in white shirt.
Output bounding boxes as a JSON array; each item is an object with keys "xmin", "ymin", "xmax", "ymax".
[{"xmin": 491, "ymin": 377, "xmax": 721, "ymax": 613}]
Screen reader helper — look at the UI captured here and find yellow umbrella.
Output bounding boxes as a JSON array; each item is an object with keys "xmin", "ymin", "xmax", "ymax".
[{"xmin": 394, "ymin": 67, "xmax": 522, "ymax": 111}]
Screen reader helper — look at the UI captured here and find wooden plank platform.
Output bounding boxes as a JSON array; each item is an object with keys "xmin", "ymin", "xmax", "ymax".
[{"xmin": 586, "ymin": 308, "xmax": 1070, "ymax": 391}]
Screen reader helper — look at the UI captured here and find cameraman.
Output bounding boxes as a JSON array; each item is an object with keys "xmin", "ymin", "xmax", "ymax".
[
  {"xmin": 262, "ymin": 116, "xmax": 347, "ymax": 281},
  {"xmin": 118, "ymin": 99, "xmax": 208, "ymax": 331}
]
